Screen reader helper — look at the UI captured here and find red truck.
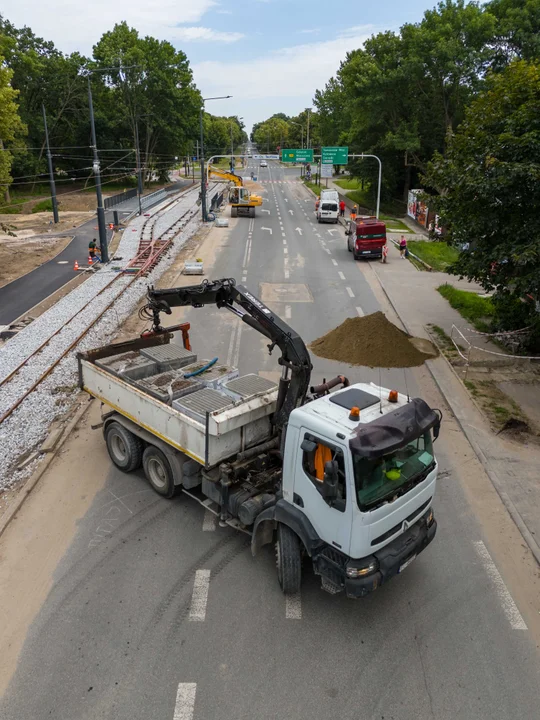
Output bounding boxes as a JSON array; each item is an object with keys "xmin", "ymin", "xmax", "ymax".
[{"xmin": 346, "ymin": 216, "xmax": 387, "ymax": 260}]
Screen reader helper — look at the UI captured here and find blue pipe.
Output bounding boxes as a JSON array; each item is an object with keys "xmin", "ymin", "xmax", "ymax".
[{"xmin": 184, "ymin": 357, "xmax": 218, "ymax": 378}]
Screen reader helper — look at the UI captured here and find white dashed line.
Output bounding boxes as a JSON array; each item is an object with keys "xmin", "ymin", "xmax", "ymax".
[
  {"xmin": 356, "ymin": 307, "xmax": 364, "ymax": 317},
  {"xmin": 284, "ymin": 269, "xmax": 290, "ymax": 279},
  {"xmin": 282, "ymin": 232, "xmax": 286, "ymax": 237},
  {"xmin": 189, "ymin": 569, "xmax": 211, "ymax": 622},
  {"xmin": 285, "ymin": 592, "xmax": 302, "ymax": 620},
  {"xmin": 202, "ymin": 510, "xmax": 217, "ymax": 531},
  {"xmin": 284, "ymin": 248, "xmax": 288, "ymax": 254},
  {"xmin": 283, "ymin": 239, "xmax": 287, "ymax": 245},
  {"xmin": 338, "ymin": 271, "xmax": 346, "ymax": 280},
  {"xmin": 173, "ymin": 683, "xmax": 197, "ymax": 720},
  {"xmin": 285, "ymin": 305, "xmax": 292, "ymax": 319},
  {"xmin": 474, "ymin": 541, "xmax": 527, "ymax": 630},
  {"xmin": 346, "ymin": 287, "xmax": 355, "ymax": 297},
  {"xmin": 332, "ymin": 259, "xmax": 338, "ymax": 266}
]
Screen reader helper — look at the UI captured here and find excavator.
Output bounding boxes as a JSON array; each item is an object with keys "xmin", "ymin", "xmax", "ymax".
[{"xmin": 208, "ymin": 166, "xmax": 263, "ymax": 218}]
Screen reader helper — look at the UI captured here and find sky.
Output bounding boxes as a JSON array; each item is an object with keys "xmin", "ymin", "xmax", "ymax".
[{"xmin": 3, "ymin": 0, "xmax": 435, "ymax": 131}]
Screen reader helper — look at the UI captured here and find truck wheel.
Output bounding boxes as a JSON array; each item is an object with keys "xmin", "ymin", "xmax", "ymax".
[
  {"xmin": 249, "ymin": 206, "xmax": 255, "ymax": 218},
  {"xmin": 105, "ymin": 422, "xmax": 143, "ymax": 472},
  {"xmin": 142, "ymin": 446, "xmax": 176, "ymax": 498},
  {"xmin": 231, "ymin": 206, "xmax": 237, "ymax": 218},
  {"xmin": 276, "ymin": 523, "xmax": 302, "ymax": 594}
]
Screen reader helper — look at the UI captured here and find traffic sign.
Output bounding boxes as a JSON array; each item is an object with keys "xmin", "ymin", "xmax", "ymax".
[
  {"xmin": 321, "ymin": 163, "xmax": 333, "ymax": 178},
  {"xmin": 321, "ymin": 146, "xmax": 348, "ymax": 165},
  {"xmin": 281, "ymin": 149, "xmax": 314, "ymax": 163}
]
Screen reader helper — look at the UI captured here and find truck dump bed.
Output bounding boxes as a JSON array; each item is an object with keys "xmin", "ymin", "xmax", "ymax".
[{"xmin": 78, "ymin": 335, "xmax": 278, "ymax": 468}]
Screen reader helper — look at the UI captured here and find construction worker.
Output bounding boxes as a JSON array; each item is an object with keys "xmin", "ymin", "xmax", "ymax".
[
  {"xmin": 339, "ymin": 200, "xmax": 346, "ymax": 217},
  {"xmin": 88, "ymin": 238, "xmax": 97, "ymax": 261},
  {"xmin": 315, "ymin": 196, "xmax": 320, "ymax": 212},
  {"xmin": 350, "ymin": 205, "xmax": 357, "ymax": 222},
  {"xmin": 314, "ymin": 442, "xmax": 333, "ymax": 482}
]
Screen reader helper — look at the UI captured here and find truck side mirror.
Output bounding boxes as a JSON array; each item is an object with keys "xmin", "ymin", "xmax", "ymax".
[{"xmin": 322, "ymin": 460, "xmax": 339, "ymax": 501}]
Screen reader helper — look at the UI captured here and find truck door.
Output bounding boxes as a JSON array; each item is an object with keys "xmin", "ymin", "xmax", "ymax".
[{"xmin": 294, "ymin": 431, "xmax": 352, "ymax": 553}]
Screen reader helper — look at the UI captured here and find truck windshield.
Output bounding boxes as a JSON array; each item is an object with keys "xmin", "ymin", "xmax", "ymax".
[{"xmin": 352, "ymin": 431, "xmax": 435, "ymax": 511}]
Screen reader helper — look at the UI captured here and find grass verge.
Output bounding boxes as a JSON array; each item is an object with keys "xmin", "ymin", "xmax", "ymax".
[
  {"xmin": 437, "ymin": 284, "xmax": 494, "ymax": 332},
  {"xmin": 408, "ymin": 241, "xmax": 459, "ymax": 272}
]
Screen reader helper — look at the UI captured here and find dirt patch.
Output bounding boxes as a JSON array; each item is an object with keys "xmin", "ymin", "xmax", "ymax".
[
  {"xmin": 310, "ymin": 311, "xmax": 438, "ymax": 368},
  {"xmin": 0, "ymin": 234, "xmax": 72, "ymax": 288}
]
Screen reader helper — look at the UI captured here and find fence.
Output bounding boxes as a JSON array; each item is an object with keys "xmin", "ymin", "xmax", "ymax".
[
  {"xmin": 450, "ymin": 324, "xmax": 539, "ymax": 377},
  {"xmin": 104, "ymin": 188, "xmax": 137, "ymax": 209},
  {"xmin": 209, "ymin": 191, "xmax": 224, "ymax": 213},
  {"xmin": 140, "ymin": 188, "xmax": 167, "ymax": 211}
]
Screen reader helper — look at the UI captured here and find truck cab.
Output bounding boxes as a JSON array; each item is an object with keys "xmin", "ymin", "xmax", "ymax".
[
  {"xmin": 347, "ymin": 216, "xmax": 387, "ymax": 259},
  {"xmin": 256, "ymin": 382, "xmax": 439, "ymax": 597}
]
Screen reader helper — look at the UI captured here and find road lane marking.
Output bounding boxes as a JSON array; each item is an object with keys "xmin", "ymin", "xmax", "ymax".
[
  {"xmin": 338, "ymin": 271, "xmax": 346, "ymax": 280},
  {"xmin": 285, "ymin": 592, "xmax": 302, "ymax": 619},
  {"xmin": 325, "ymin": 248, "xmax": 332, "ymax": 255},
  {"xmin": 284, "ymin": 248, "xmax": 288, "ymax": 254},
  {"xmin": 332, "ymin": 259, "xmax": 338, "ymax": 266},
  {"xmin": 189, "ymin": 570, "xmax": 211, "ymax": 621},
  {"xmin": 174, "ymin": 683, "xmax": 197, "ymax": 720},
  {"xmin": 261, "ymin": 227, "xmax": 273, "ymax": 234},
  {"xmin": 356, "ymin": 307, "xmax": 364, "ymax": 317},
  {"xmin": 284, "ymin": 269, "xmax": 290, "ymax": 278},
  {"xmin": 202, "ymin": 510, "xmax": 217, "ymax": 531},
  {"xmin": 283, "ymin": 239, "xmax": 287, "ymax": 245},
  {"xmin": 226, "ymin": 320, "xmax": 240, "ymax": 367},
  {"xmin": 346, "ymin": 287, "xmax": 355, "ymax": 297},
  {"xmin": 285, "ymin": 305, "xmax": 292, "ymax": 319},
  {"xmin": 474, "ymin": 541, "xmax": 527, "ymax": 630}
]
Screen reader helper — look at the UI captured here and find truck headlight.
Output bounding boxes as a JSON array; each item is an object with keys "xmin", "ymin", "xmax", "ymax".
[{"xmin": 346, "ymin": 559, "xmax": 378, "ymax": 578}]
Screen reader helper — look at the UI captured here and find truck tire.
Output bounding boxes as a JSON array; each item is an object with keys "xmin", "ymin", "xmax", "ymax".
[
  {"xmin": 231, "ymin": 206, "xmax": 237, "ymax": 218},
  {"xmin": 105, "ymin": 422, "xmax": 143, "ymax": 472},
  {"xmin": 249, "ymin": 206, "xmax": 255, "ymax": 218},
  {"xmin": 142, "ymin": 446, "xmax": 176, "ymax": 498},
  {"xmin": 276, "ymin": 523, "xmax": 302, "ymax": 594}
]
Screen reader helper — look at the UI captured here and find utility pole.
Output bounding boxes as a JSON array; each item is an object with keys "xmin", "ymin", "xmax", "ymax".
[
  {"xmin": 230, "ymin": 121, "xmax": 234, "ymax": 172},
  {"xmin": 199, "ymin": 107, "xmax": 207, "ymax": 221},
  {"xmin": 135, "ymin": 117, "xmax": 142, "ymax": 216},
  {"xmin": 42, "ymin": 104, "xmax": 59, "ymax": 224},
  {"xmin": 87, "ymin": 77, "xmax": 109, "ymax": 263},
  {"xmin": 306, "ymin": 109, "xmax": 310, "ymax": 149}
]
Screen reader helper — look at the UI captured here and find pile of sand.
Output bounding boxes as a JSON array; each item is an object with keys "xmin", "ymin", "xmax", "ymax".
[{"xmin": 310, "ymin": 311, "xmax": 438, "ymax": 368}]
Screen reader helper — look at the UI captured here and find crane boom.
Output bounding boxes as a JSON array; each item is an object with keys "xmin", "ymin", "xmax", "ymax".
[{"xmin": 144, "ymin": 279, "xmax": 312, "ymax": 427}]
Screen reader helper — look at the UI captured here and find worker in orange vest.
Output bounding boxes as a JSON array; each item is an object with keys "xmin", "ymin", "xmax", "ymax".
[{"xmin": 350, "ymin": 205, "xmax": 358, "ymax": 222}]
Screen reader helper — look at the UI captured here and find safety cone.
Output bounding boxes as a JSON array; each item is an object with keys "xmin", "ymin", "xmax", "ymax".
[
  {"xmin": 88, "ymin": 255, "xmax": 94, "ymax": 265},
  {"xmin": 73, "ymin": 260, "xmax": 79, "ymax": 271}
]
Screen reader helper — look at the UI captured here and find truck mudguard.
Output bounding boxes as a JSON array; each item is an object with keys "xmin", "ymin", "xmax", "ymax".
[{"xmin": 251, "ymin": 498, "xmax": 322, "ymax": 556}]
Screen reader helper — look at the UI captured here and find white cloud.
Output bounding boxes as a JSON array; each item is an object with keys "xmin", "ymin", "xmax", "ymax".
[
  {"xmin": 216, "ymin": 9, "xmax": 233, "ymax": 14},
  {"xmin": 299, "ymin": 28, "xmax": 321, "ymax": 34},
  {"xmin": 2, "ymin": 0, "xmax": 217, "ymax": 53},
  {"xmin": 193, "ymin": 26, "xmax": 374, "ymax": 130},
  {"xmin": 172, "ymin": 27, "xmax": 244, "ymax": 43}
]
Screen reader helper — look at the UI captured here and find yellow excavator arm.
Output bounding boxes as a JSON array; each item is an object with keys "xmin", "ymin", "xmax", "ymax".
[
  {"xmin": 208, "ymin": 166, "xmax": 244, "ymax": 186},
  {"xmin": 208, "ymin": 165, "xmax": 263, "ymax": 217}
]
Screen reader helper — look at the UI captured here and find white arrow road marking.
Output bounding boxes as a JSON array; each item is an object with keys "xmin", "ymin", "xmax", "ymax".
[
  {"xmin": 260, "ymin": 208, "xmax": 270, "ymax": 214},
  {"xmin": 285, "ymin": 198, "xmax": 289, "ymax": 202},
  {"xmin": 295, "ymin": 227, "xmax": 303, "ymax": 235},
  {"xmin": 288, "ymin": 209, "xmax": 294, "ymax": 215},
  {"xmin": 261, "ymin": 227, "xmax": 273, "ymax": 234},
  {"xmin": 327, "ymin": 229, "xmax": 339, "ymax": 235}
]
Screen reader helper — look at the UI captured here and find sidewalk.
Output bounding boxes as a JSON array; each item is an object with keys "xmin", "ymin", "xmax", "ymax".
[{"xmin": 365, "ymin": 243, "xmax": 540, "ymax": 564}]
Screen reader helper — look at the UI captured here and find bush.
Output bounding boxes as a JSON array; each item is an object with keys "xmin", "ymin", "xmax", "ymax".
[{"xmin": 31, "ymin": 198, "xmax": 54, "ymax": 213}]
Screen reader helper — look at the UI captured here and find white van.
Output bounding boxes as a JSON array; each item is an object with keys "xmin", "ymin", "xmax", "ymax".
[{"xmin": 317, "ymin": 189, "xmax": 339, "ymax": 224}]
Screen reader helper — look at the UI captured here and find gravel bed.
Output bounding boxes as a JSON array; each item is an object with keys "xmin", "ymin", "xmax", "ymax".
[{"xmin": 0, "ymin": 207, "xmax": 203, "ymax": 492}]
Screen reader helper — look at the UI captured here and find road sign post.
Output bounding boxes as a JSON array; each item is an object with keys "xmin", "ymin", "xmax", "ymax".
[
  {"xmin": 281, "ymin": 149, "xmax": 314, "ymax": 163},
  {"xmin": 321, "ymin": 146, "xmax": 348, "ymax": 165}
]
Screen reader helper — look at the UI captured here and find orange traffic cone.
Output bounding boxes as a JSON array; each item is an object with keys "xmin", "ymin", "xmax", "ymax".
[
  {"xmin": 88, "ymin": 256, "xmax": 93, "ymax": 265},
  {"xmin": 73, "ymin": 260, "xmax": 79, "ymax": 271}
]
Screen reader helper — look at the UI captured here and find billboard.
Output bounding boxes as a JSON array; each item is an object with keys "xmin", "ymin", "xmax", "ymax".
[{"xmin": 407, "ymin": 189, "xmax": 429, "ymax": 228}]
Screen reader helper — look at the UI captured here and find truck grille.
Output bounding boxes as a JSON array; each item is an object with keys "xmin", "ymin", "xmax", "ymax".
[{"xmin": 371, "ymin": 498, "xmax": 432, "ymax": 546}]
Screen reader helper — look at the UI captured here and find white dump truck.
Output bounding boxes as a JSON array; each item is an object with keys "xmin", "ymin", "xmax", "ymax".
[{"xmin": 78, "ymin": 278, "xmax": 440, "ymax": 597}]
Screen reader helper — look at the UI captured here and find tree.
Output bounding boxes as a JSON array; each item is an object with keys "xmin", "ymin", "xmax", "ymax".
[
  {"xmin": 487, "ymin": 0, "xmax": 540, "ymax": 65},
  {"xmin": 423, "ymin": 61, "xmax": 540, "ymax": 344},
  {"xmin": 0, "ymin": 53, "xmax": 25, "ymax": 199}
]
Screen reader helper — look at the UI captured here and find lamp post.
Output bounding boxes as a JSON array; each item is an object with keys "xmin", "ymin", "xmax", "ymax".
[
  {"xmin": 87, "ymin": 76, "xmax": 108, "ymax": 263},
  {"xmin": 290, "ymin": 121, "xmax": 304, "ymax": 149},
  {"xmin": 200, "ymin": 95, "xmax": 232, "ymax": 221},
  {"xmin": 359, "ymin": 153, "xmax": 382, "ymax": 219}
]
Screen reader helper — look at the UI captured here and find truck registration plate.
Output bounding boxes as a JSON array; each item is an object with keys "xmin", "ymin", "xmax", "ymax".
[
  {"xmin": 362, "ymin": 251, "xmax": 371, "ymax": 254},
  {"xmin": 399, "ymin": 554, "xmax": 416, "ymax": 573}
]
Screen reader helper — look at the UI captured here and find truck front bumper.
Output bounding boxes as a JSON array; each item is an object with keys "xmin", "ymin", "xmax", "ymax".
[{"xmin": 344, "ymin": 513, "xmax": 437, "ymax": 598}]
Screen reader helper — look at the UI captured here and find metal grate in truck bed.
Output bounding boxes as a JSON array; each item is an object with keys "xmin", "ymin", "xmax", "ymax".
[
  {"xmin": 172, "ymin": 388, "xmax": 234, "ymax": 422},
  {"xmin": 223, "ymin": 374, "xmax": 277, "ymax": 399}
]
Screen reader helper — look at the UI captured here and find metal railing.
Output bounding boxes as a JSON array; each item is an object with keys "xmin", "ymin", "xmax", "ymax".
[{"xmin": 104, "ymin": 188, "xmax": 137, "ymax": 209}]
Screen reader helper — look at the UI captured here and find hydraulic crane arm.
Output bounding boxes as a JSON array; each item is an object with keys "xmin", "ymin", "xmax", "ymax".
[
  {"xmin": 144, "ymin": 278, "xmax": 312, "ymax": 427},
  {"xmin": 208, "ymin": 166, "xmax": 243, "ymax": 187}
]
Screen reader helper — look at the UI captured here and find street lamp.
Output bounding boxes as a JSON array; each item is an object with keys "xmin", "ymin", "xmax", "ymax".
[
  {"xmin": 359, "ymin": 154, "xmax": 382, "ymax": 219},
  {"xmin": 231, "ymin": 117, "xmax": 243, "ymax": 171},
  {"xmin": 200, "ymin": 95, "xmax": 232, "ymax": 221}
]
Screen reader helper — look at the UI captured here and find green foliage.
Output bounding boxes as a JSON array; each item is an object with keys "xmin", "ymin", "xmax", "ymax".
[
  {"xmin": 31, "ymin": 198, "xmax": 53, "ymax": 213},
  {"xmin": 407, "ymin": 241, "xmax": 460, "ymax": 271},
  {"xmin": 437, "ymin": 284, "xmax": 495, "ymax": 331},
  {"xmin": 424, "ymin": 61, "xmax": 540, "ymax": 344},
  {"xmin": 0, "ymin": 49, "xmax": 26, "ymax": 189}
]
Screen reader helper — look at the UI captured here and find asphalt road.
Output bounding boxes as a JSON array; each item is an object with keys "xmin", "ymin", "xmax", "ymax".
[
  {"xmin": 0, "ymin": 181, "xmax": 191, "ymax": 326},
  {"xmin": 2, "ymin": 160, "xmax": 540, "ymax": 719}
]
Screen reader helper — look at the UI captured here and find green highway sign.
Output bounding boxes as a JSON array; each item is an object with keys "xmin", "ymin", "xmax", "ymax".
[
  {"xmin": 321, "ymin": 146, "xmax": 349, "ymax": 165},
  {"xmin": 281, "ymin": 148, "xmax": 314, "ymax": 163}
]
